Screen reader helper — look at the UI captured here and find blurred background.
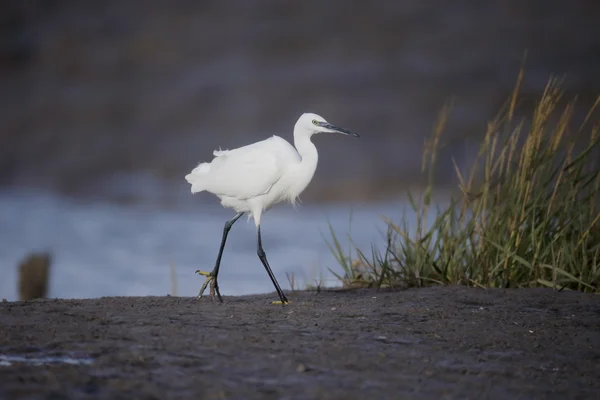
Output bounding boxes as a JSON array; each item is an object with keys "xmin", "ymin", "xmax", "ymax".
[{"xmin": 1, "ymin": 0, "xmax": 599, "ymax": 300}]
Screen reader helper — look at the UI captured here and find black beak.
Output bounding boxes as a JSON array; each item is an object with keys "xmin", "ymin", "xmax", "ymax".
[{"xmin": 321, "ymin": 122, "xmax": 360, "ymax": 137}]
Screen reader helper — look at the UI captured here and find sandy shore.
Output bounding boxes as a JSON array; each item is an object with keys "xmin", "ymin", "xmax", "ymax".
[{"xmin": 1, "ymin": 287, "xmax": 599, "ymax": 399}]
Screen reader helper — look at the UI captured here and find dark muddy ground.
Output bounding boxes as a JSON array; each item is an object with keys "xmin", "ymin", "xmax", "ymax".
[{"xmin": 0, "ymin": 287, "xmax": 599, "ymax": 399}]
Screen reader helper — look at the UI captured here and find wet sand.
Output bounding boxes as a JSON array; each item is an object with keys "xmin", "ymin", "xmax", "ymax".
[{"xmin": 1, "ymin": 287, "xmax": 599, "ymax": 399}]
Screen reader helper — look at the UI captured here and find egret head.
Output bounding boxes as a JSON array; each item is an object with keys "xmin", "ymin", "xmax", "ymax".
[{"xmin": 296, "ymin": 113, "xmax": 360, "ymax": 137}]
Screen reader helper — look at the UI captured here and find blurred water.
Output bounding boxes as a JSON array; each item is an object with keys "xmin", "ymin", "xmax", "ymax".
[
  {"xmin": 0, "ymin": 190, "xmax": 413, "ymax": 301},
  {"xmin": 0, "ymin": 354, "xmax": 94, "ymax": 367}
]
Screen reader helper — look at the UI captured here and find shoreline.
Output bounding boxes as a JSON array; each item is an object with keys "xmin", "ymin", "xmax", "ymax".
[{"xmin": 1, "ymin": 287, "xmax": 599, "ymax": 399}]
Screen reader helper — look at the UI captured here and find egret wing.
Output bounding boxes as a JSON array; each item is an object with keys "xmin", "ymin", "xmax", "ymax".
[{"xmin": 204, "ymin": 148, "xmax": 281, "ymax": 199}]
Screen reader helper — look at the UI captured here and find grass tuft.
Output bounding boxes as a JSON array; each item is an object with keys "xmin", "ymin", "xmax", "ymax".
[{"xmin": 328, "ymin": 73, "xmax": 600, "ymax": 293}]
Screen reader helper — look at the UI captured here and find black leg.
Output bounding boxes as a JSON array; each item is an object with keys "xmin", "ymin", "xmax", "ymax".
[
  {"xmin": 198, "ymin": 212, "xmax": 243, "ymax": 302},
  {"xmin": 213, "ymin": 212, "xmax": 244, "ymax": 279},
  {"xmin": 256, "ymin": 226, "xmax": 289, "ymax": 304}
]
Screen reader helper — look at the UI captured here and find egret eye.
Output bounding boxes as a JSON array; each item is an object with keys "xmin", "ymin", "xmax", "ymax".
[{"xmin": 312, "ymin": 119, "xmax": 319, "ymax": 125}]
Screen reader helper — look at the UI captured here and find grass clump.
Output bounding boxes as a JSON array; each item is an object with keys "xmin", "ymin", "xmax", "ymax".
[{"xmin": 328, "ymin": 73, "xmax": 600, "ymax": 292}]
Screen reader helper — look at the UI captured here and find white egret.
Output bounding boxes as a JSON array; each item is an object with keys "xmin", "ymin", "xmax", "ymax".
[{"xmin": 185, "ymin": 112, "xmax": 359, "ymax": 305}]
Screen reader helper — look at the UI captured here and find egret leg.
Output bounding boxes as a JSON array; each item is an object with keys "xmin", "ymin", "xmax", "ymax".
[
  {"xmin": 256, "ymin": 226, "xmax": 289, "ymax": 305},
  {"xmin": 196, "ymin": 212, "xmax": 244, "ymax": 302}
]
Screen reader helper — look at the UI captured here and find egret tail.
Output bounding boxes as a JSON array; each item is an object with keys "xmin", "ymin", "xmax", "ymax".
[{"xmin": 185, "ymin": 162, "xmax": 211, "ymax": 193}]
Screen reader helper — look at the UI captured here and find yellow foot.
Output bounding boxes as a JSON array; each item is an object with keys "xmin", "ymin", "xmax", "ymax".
[
  {"xmin": 195, "ymin": 270, "xmax": 222, "ymax": 301},
  {"xmin": 272, "ymin": 300, "xmax": 291, "ymax": 305}
]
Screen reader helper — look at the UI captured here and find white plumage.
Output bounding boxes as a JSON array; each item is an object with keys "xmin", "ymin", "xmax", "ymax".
[
  {"xmin": 185, "ymin": 112, "xmax": 359, "ymax": 304},
  {"xmin": 186, "ymin": 135, "xmax": 299, "ymax": 217}
]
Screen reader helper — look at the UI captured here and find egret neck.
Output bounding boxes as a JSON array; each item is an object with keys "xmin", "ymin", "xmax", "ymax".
[{"xmin": 290, "ymin": 123, "xmax": 319, "ymax": 198}]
